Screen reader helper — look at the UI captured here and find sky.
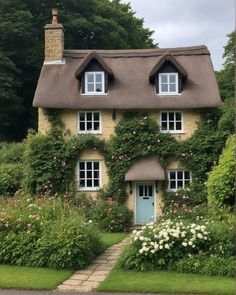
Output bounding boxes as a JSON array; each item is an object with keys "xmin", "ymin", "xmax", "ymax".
[{"xmin": 121, "ymin": 0, "xmax": 235, "ymax": 70}]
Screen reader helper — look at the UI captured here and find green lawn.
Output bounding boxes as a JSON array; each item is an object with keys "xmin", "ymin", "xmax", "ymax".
[
  {"xmin": 100, "ymin": 232, "xmax": 128, "ymax": 250},
  {"xmin": 97, "ymin": 268, "xmax": 235, "ymax": 295},
  {"xmin": 0, "ymin": 232, "xmax": 127, "ymax": 290},
  {"xmin": 0, "ymin": 265, "xmax": 72, "ymax": 290}
]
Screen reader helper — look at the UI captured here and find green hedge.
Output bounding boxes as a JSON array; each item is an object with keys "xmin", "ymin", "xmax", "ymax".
[
  {"xmin": 0, "ymin": 163, "xmax": 23, "ymax": 196},
  {"xmin": 0, "ymin": 195, "xmax": 101, "ymax": 269},
  {"xmin": 206, "ymin": 135, "xmax": 235, "ymax": 207}
]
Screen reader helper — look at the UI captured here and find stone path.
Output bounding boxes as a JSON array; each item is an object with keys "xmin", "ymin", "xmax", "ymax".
[{"xmin": 57, "ymin": 235, "xmax": 130, "ymax": 292}]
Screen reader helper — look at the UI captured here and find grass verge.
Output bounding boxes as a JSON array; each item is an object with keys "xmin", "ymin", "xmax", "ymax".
[
  {"xmin": 0, "ymin": 232, "xmax": 127, "ymax": 290},
  {"xmin": 100, "ymin": 232, "xmax": 128, "ymax": 251},
  {"xmin": 97, "ymin": 268, "xmax": 235, "ymax": 295},
  {"xmin": 0, "ymin": 265, "xmax": 72, "ymax": 290}
]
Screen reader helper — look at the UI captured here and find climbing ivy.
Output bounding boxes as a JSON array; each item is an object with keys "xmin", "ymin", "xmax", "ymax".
[{"xmin": 24, "ymin": 110, "xmax": 228, "ymax": 205}]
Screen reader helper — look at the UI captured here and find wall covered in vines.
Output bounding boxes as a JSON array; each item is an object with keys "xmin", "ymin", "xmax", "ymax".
[{"xmin": 23, "ymin": 109, "xmax": 229, "ymax": 205}]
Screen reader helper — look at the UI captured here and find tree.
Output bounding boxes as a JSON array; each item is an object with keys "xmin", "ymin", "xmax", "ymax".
[
  {"xmin": 206, "ymin": 135, "xmax": 235, "ymax": 207},
  {"xmin": 0, "ymin": 0, "xmax": 156, "ymax": 141}
]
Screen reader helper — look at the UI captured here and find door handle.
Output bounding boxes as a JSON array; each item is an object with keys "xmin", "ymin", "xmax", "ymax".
[
  {"xmin": 143, "ymin": 197, "xmax": 149, "ymax": 199},
  {"xmin": 152, "ymin": 202, "xmax": 154, "ymax": 206}
]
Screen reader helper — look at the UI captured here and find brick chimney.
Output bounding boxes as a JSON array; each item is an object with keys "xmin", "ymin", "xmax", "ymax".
[{"xmin": 44, "ymin": 8, "xmax": 64, "ymax": 62}]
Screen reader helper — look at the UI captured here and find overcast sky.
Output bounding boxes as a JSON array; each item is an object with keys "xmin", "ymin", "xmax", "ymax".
[{"xmin": 121, "ymin": 0, "xmax": 235, "ymax": 70}]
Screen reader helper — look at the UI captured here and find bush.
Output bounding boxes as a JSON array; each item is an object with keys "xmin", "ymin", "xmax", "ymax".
[
  {"xmin": 0, "ymin": 194, "xmax": 101, "ymax": 269},
  {"xmin": 206, "ymin": 135, "xmax": 235, "ymax": 207},
  {"xmin": 172, "ymin": 255, "xmax": 235, "ymax": 277},
  {"xmin": 119, "ymin": 220, "xmax": 210, "ymax": 271},
  {"xmin": 92, "ymin": 198, "xmax": 133, "ymax": 232},
  {"xmin": 0, "ymin": 163, "xmax": 23, "ymax": 196},
  {"xmin": 0, "ymin": 142, "xmax": 24, "ymax": 163}
]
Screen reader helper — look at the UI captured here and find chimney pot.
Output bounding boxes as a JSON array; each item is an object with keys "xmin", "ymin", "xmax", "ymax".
[{"xmin": 52, "ymin": 8, "xmax": 58, "ymax": 24}]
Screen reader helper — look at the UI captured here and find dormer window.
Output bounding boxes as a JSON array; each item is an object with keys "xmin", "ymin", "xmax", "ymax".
[
  {"xmin": 159, "ymin": 73, "xmax": 178, "ymax": 94},
  {"xmin": 85, "ymin": 72, "xmax": 105, "ymax": 94}
]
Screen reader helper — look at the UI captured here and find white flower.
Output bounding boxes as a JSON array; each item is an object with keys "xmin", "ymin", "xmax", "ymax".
[
  {"xmin": 188, "ymin": 241, "xmax": 193, "ymax": 246},
  {"xmin": 197, "ymin": 233, "xmax": 203, "ymax": 239},
  {"xmin": 139, "ymin": 236, "xmax": 144, "ymax": 241},
  {"xmin": 159, "ymin": 245, "xmax": 163, "ymax": 249},
  {"xmin": 159, "ymin": 240, "xmax": 164, "ymax": 244},
  {"xmin": 191, "ymin": 223, "xmax": 196, "ymax": 228},
  {"xmin": 190, "ymin": 229, "xmax": 196, "ymax": 234},
  {"xmin": 204, "ymin": 236, "xmax": 208, "ymax": 240},
  {"xmin": 139, "ymin": 249, "xmax": 144, "ymax": 254},
  {"xmin": 151, "ymin": 249, "xmax": 155, "ymax": 254},
  {"xmin": 164, "ymin": 244, "xmax": 170, "ymax": 249},
  {"xmin": 182, "ymin": 242, "xmax": 187, "ymax": 247},
  {"xmin": 132, "ymin": 229, "xmax": 137, "ymax": 234},
  {"xmin": 154, "ymin": 243, "xmax": 159, "ymax": 249},
  {"xmin": 192, "ymin": 244, "xmax": 196, "ymax": 248}
]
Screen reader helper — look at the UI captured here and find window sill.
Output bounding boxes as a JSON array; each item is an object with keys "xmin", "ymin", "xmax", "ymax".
[
  {"xmin": 78, "ymin": 131, "xmax": 102, "ymax": 135},
  {"xmin": 157, "ymin": 93, "xmax": 181, "ymax": 96},
  {"xmin": 160, "ymin": 131, "xmax": 185, "ymax": 134},
  {"xmin": 77, "ymin": 187, "xmax": 101, "ymax": 192},
  {"xmin": 81, "ymin": 93, "xmax": 108, "ymax": 96}
]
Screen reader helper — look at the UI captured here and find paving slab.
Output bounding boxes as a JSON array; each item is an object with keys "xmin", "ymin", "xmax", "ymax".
[{"xmin": 57, "ymin": 234, "xmax": 130, "ymax": 292}]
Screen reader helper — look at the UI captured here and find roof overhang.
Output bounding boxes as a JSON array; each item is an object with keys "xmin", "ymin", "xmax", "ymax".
[
  {"xmin": 149, "ymin": 53, "xmax": 188, "ymax": 83},
  {"xmin": 125, "ymin": 156, "xmax": 165, "ymax": 181},
  {"xmin": 75, "ymin": 50, "xmax": 114, "ymax": 79}
]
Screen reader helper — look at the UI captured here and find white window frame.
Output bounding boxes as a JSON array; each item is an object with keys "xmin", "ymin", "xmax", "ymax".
[
  {"xmin": 160, "ymin": 111, "xmax": 184, "ymax": 134},
  {"xmin": 168, "ymin": 170, "xmax": 191, "ymax": 191},
  {"xmin": 77, "ymin": 160, "xmax": 102, "ymax": 191},
  {"xmin": 77, "ymin": 111, "xmax": 102, "ymax": 134},
  {"xmin": 84, "ymin": 71, "xmax": 105, "ymax": 95},
  {"xmin": 158, "ymin": 73, "xmax": 179, "ymax": 95}
]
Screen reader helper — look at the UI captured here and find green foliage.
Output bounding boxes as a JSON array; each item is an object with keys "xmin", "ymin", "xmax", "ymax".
[
  {"xmin": 206, "ymin": 135, "xmax": 235, "ymax": 207},
  {"xmin": 0, "ymin": 142, "xmax": 24, "ymax": 163},
  {"xmin": 218, "ymin": 97, "xmax": 235, "ymax": 136},
  {"xmin": 107, "ymin": 112, "xmax": 178, "ymax": 202},
  {"xmin": 0, "ymin": 163, "xmax": 23, "ymax": 196},
  {"xmin": 0, "ymin": 194, "xmax": 101, "ymax": 269},
  {"xmin": 0, "ymin": 0, "xmax": 155, "ymax": 141},
  {"xmin": 172, "ymin": 255, "xmax": 235, "ymax": 277},
  {"xmin": 119, "ymin": 220, "xmax": 211, "ymax": 271},
  {"xmin": 92, "ymin": 198, "xmax": 133, "ymax": 232}
]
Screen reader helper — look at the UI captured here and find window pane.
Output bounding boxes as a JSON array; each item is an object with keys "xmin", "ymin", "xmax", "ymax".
[
  {"xmin": 161, "ymin": 122, "xmax": 167, "ymax": 130},
  {"xmin": 80, "ymin": 179, "xmax": 85, "ymax": 187},
  {"xmin": 139, "ymin": 185, "xmax": 143, "ymax": 196},
  {"xmin": 87, "ymin": 83, "xmax": 94, "ymax": 92},
  {"xmin": 94, "ymin": 121, "xmax": 100, "ymax": 130},
  {"xmin": 177, "ymin": 171, "xmax": 183, "ymax": 179},
  {"xmin": 176, "ymin": 112, "xmax": 182, "ymax": 120},
  {"xmin": 96, "ymin": 83, "xmax": 103, "ymax": 92},
  {"xmin": 177, "ymin": 181, "xmax": 183, "ymax": 188},
  {"xmin": 148, "ymin": 185, "xmax": 153, "ymax": 196},
  {"xmin": 87, "ymin": 162, "xmax": 92, "ymax": 170},
  {"xmin": 94, "ymin": 162, "xmax": 99, "ymax": 170},
  {"xmin": 94, "ymin": 112, "xmax": 100, "ymax": 121},
  {"xmin": 94, "ymin": 170, "xmax": 99, "ymax": 178},
  {"xmin": 87, "ymin": 113, "xmax": 92, "ymax": 121},
  {"xmin": 95, "ymin": 73, "xmax": 102, "ymax": 82},
  {"xmin": 169, "ymin": 122, "xmax": 174, "ymax": 130},
  {"xmin": 94, "ymin": 179, "xmax": 99, "ymax": 187},
  {"xmin": 161, "ymin": 84, "xmax": 168, "ymax": 92},
  {"xmin": 87, "ymin": 179, "xmax": 92, "ymax": 187},
  {"xmin": 79, "ymin": 171, "xmax": 85, "ymax": 178},
  {"xmin": 185, "ymin": 180, "xmax": 190, "ymax": 187},
  {"xmin": 170, "ymin": 181, "xmax": 176, "ymax": 189},
  {"xmin": 169, "ymin": 113, "xmax": 174, "ymax": 120},
  {"xmin": 80, "ymin": 113, "xmax": 85, "ymax": 121},
  {"xmin": 87, "ymin": 121, "xmax": 92, "ymax": 130},
  {"xmin": 87, "ymin": 73, "xmax": 94, "ymax": 82},
  {"xmin": 161, "ymin": 75, "xmax": 168, "ymax": 83},
  {"xmin": 169, "ymin": 171, "xmax": 176, "ymax": 179},
  {"xmin": 79, "ymin": 162, "xmax": 85, "ymax": 170},
  {"xmin": 79, "ymin": 122, "xmax": 85, "ymax": 131},
  {"xmin": 185, "ymin": 171, "xmax": 190, "ymax": 179},
  {"xmin": 161, "ymin": 113, "xmax": 167, "ymax": 121},
  {"xmin": 169, "ymin": 75, "xmax": 176, "ymax": 83},
  {"xmin": 87, "ymin": 171, "xmax": 92, "ymax": 178},
  {"xmin": 170, "ymin": 84, "xmax": 176, "ymax": 92},
  {"xmin": 176, "ymin": 122, "xmax": 182, "ymax": 130}
]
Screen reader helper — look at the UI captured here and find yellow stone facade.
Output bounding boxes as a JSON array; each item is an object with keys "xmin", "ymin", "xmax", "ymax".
[{"xmin": 38, "ymin": 107, "xmax": 200, "ymax": 223}]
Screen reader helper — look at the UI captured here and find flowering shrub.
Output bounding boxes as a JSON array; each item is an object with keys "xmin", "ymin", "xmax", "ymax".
[
  {"xmin": 0, "ymin": 194, "xmax": 101, "ymax": 269},
  {"xmin": 92, "ymin": 198, "xmax": 133, "ymax": 232},
  {"xmin": 119, "ymin": 219, "xmax": 210, "ymax": 271}
]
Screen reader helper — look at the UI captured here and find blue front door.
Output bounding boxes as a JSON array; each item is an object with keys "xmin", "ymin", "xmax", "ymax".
[{"xmin": 136, "ymin": 183, "xmax": 155, "ymax": 224}]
